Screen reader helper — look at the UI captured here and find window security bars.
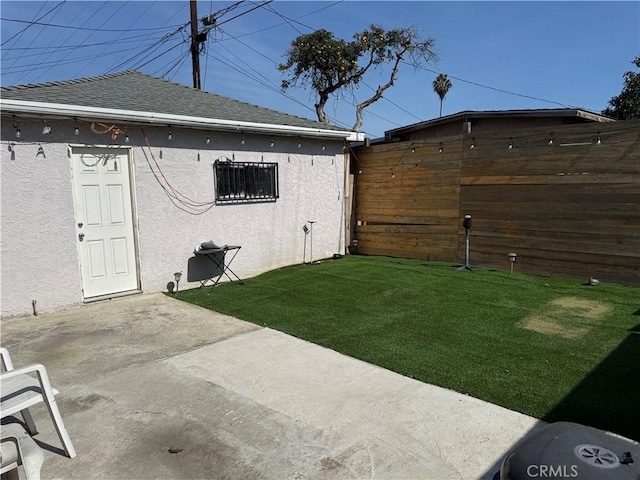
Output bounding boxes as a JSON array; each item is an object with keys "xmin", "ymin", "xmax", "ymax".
[{"xmin": 214, "ymin": 161, "xmax": 279, "ymax": 204}]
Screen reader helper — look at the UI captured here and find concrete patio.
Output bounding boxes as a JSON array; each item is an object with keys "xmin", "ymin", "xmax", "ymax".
[{"xmin": 1, "ymin": 293, "xmax": 543, "ymax": 479}]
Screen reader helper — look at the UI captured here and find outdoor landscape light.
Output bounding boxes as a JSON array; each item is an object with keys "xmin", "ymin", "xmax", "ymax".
[
  {"xmin": 457, "ymin": 215, "xmax": 473, "ymax": 271},
  {"xmin": 462, "ymin": 214, "xmax": 472, "ymax": 230},
  {"xmin": 508, "ymin": 252, "xmax": 517, "ymax": 273},
  {"xmin": 174, "ymin": 271, "xmax": 182, "ymax": 293}
]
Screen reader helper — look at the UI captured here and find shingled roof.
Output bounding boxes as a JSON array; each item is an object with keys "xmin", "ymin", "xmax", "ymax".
[{"xmin": 1, "ymin": 70, "xmax": 350, "ymax": 134}]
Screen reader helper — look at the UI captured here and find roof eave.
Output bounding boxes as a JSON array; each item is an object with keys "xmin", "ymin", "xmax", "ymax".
[
  {"xmin": 1, "ymin": 99, "xmax": 364, "ymax": 142},
  {"xmin": 385, "ymin": 108, "xmax": 616, "ymax": 137}
]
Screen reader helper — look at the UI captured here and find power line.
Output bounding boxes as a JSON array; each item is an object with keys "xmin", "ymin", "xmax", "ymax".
[
  {"xmin": 6, "ymin": 1, "xmax": 72, "ymax": 79},
  {"xmin": 131, "ymin": 42, "xmax": 186, "ymax": 71},
  {"xmin": 216, "ymin": 0, "xmax": 343, "ymax": 41},
  {"xmin": 0, "ymin": 16, "xmax": 186, "ymax": 33},
  {"xmin": 101, "ymin": 3, "xmax": 189, "ymax": 75},
  {"xmin": 203, "ymin": 47, "xmax": 354, "ymax": 132},
  {"xmin": 73, "ymin": 1, "xmax": 159, "ymax": 79},
  {"xmin": 409, "ymin": 62, "xmax": 578, "ymax": 110},
  {"xmin": 104, "ymin": 24, "xmax": 188, "ymax": 75},
  {"xmin": 215, "ymin": 0, "xmax": 273, "ymax": 28},
  {"xmin": 1, "ymin": 1, "xmax": 66, "ymax": 47},
  {"xmin": 24, "ymin": 2, "xmax": 113, "ymax": 84},
  {"xmin": 2, "ymin": 31, "xmax": 169, "ymax": 55},
  {"xmin": 10, "ymin": 1, "xmax": 92, "ymax": 76},
  {"xmin": 259, "ymin": 2, "xmax": 305, "ymax": 35},
  {"xmin": 3, "ymin": 43, "xmax": 164, "ymax": 75}
]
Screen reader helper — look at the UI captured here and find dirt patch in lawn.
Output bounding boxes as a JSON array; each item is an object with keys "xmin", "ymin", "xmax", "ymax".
[{"xmin": 519, "ymin": 296, "xmax": 612, "ymax": 339}]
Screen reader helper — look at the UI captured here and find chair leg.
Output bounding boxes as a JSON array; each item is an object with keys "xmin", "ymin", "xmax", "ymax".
[
  {"xmin": 1, "ymin": 424, "xmax": 45, "ymax": 480},
  {"xmin": 43, "ymin": 398, "xmax": 76, "ymax": 458},
  {"xmin": 21, "ymin": 409, "xmax": 38, "ymax": 435}
]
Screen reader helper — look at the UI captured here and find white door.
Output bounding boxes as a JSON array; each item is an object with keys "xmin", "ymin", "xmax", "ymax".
[{"xmin": 71, "ymin": 147, "xmax": 139, "ymax": 298}]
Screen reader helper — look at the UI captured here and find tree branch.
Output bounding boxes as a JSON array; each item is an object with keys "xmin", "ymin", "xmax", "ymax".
[{"xmin": 352, "ymin": 49, "xmax": 406, "ymax": 131}]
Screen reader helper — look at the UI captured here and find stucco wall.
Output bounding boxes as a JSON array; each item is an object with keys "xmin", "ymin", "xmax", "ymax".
[{"xmin": 1, "ymin": 118, "xmax": 346, "ymax": 318}]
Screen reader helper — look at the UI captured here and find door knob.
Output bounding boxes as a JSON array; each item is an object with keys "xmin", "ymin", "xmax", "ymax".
[{"xmin": 79, "ymin": 233, "xmax": 85, "ymax": 241}]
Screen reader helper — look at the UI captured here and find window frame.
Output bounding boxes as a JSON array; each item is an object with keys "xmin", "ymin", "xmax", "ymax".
[{"xmin": 213, "ymin": 160, "xmax": 279, "ymax": 204}]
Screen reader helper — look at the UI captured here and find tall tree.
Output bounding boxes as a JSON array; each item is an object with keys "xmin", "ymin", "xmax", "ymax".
[
  {"xmin": 602, "ymin": 56, "xmax": 640, "ymax": 120},
  {"xmin": 432, "ymin": 73, "xmax": 452, "ymax": 117},
  {"xmin": 279, "ymin": 25, "xmax": 437, "ymax": 131}
]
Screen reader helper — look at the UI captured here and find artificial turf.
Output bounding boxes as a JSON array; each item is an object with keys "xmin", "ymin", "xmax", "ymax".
[{"xmin": 176, "ymin": 255, "xmax": 640, "ymax": 441}]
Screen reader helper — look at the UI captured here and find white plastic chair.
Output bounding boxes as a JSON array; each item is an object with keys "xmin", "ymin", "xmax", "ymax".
[
  {"xmin": 1, "ymin": 422, "xmax": 45, "ymax": 480},
  {"xmin": 0, "ymin": 348, "xmax": 76, "ymax": 458}
]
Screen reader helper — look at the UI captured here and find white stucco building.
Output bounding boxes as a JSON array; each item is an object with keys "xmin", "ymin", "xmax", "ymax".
[{"xmin": 0, "ymin": 71, "xmax": 361, "ymax": 318}]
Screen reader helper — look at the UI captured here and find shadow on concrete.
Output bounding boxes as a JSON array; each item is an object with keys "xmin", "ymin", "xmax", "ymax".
[{"xmin": 479, "ymin": 324, "xmax": 640, "ymax": 479}]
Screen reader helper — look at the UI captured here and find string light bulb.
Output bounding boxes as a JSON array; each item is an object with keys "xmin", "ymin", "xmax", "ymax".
[
  {"xmin": 508, "ymin": 139, "xmax": 513, "ymax": 149},
  {"xmin": 411, "ymin": 146, "xmax": 415, "ymax": 153},
  {"xmin": 206, "ymin": 135, "xmax": 211, "ymax": 144},
  {"xmin": 438, "ymin": 143, "xmax": 443, "ymax": 153},
  {"xmin": 167, "ymin": 129, "xmax": 172, "ymax": 141},
  {"xmin": 13, "ymin": 117, "xmax": 21, "ymax": 138},
  {"xmin": 322, "ymin": 144, "xmax": 326, "ymax": 151},
  {"xmin": 42, "ymin": 122, "xmax": 52, "ymax": 135},
  {"xmin": 470, "ymin": 138, "xmax": 475, "ymax": 149},
  {"xmin": 596, "ymin": 133, "xmax": 601, "ymax": 145},
  {"xmin": 74, "ymin": 118, "xmax": 79, "ymax": 135},
  {"xmin": 241, "ymin": 136, "xmax": 245, "ymax": 145},
  {"xmin": 548, "ymin": 133, "xmax": 553, "ymax": 145},
  {"xmin": 298, "ymin": 139, "xmax": 302, "ymax": 148},
  {"xmin": 125, "ymin": 133, "xmax": 130, "ymax": 143},
  {"xmin": 391, "ymin": 172, "xmax": 395, "ymax": 178},
  {"xmin": 270, "ymin": 139, "xmax": 274, "ymax": 148}
]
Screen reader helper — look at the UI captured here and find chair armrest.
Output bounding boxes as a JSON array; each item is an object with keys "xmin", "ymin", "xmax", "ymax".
[
  {"xmin": 0, "ymin": 364, "xmax": 56, "ymax": 402},
  {"xmin": 0, "ymin": 348, "xmax": 14, "ymax": 371}
]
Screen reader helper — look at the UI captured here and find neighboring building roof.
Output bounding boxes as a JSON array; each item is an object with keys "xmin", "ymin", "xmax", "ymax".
[
  {"xmin": 1, "ymin": 70, "xmax": 361, "ymax": 140},
  {"xmin": 384, "ymin": 108, "xmax": 615, "ymax": 140}
]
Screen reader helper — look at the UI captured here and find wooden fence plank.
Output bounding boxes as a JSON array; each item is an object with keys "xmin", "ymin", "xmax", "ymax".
[{"xmin": 352, "ymin": 120, "xmax": 640, "ymax": 285}]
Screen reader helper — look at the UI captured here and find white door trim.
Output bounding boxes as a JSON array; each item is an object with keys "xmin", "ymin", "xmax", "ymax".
[{"xmin": 70, "ymin": 146, "xmax": 140, "ymax": 299}]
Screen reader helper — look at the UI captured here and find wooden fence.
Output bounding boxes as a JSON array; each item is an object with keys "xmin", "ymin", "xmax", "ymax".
[{"xmin": 352, "ymin": 120, "xmax": 640, "ymax": 285}]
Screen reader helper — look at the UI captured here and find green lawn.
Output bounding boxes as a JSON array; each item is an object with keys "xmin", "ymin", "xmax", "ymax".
[{"xmin": 176, "ymin": 255, "xmax": 640, "ymax": 441}]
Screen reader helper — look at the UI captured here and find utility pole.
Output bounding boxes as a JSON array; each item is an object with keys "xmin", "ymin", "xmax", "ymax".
[{"xmin": 190, "ymin": 0, "xmax": 201, "ymax": 89}]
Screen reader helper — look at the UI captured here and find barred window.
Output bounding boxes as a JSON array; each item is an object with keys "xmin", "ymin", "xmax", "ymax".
[{"xmin": 214, "ymin": 161, "xmax": 279, "ymax": 204}]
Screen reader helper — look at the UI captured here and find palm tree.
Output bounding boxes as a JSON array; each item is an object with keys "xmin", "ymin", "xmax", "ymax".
[{"xmin": 432, "ymin": 74, "xmax": 452, "ymax": 117}]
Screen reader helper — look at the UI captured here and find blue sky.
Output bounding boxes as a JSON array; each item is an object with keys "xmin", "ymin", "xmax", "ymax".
[{"xmin": 1, "ymin": 1, "xmax": 638, "ymax": 138}]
